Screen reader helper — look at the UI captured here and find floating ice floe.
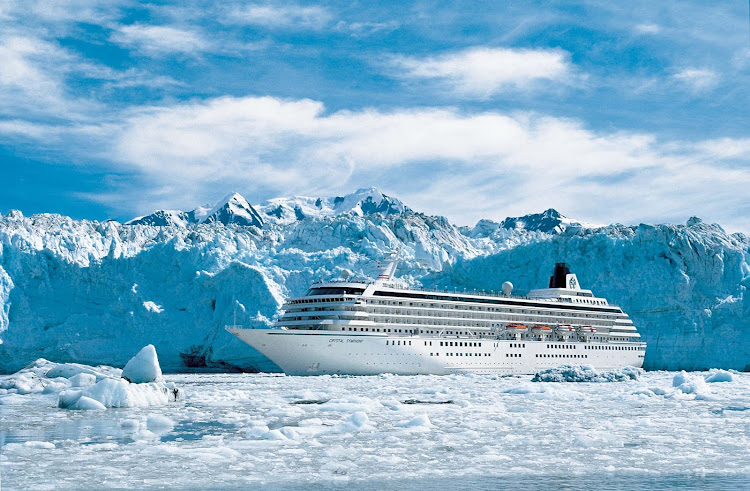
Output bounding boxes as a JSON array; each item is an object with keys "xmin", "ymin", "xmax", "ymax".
[
  {"xmin": 531, "ymin": 364, "xmax": 641, "ymax": 383},
  {"xmin": 670, "ymin": 371, "xmax": 714, "ymax": 400},
  {"xmin": 704, "ymin": 369, "xmax": 735, "ymax": 383},
  {"xmin": 0, "ymin": 345, "xmax": 180, "ymax": 410},
  {"xmin": 58, "ymin": 345, "xmax": 178, "ymax": 409}
]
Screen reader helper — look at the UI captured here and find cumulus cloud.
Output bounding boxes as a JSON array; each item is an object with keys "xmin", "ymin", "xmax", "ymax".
[
  {"xmin": 389, "ymin": 47, "xmax": 576, "ymax": 97},
  {"xmin": 672, "ymin": 68, "xmax": 719, "ymax": 92},
  {"xmin": 111, "ymin": 24, "xmax": 210, "ymax": 56},
  {"xmin": 225, "ymin": 3, "xmax": 331, "ymax": 30}
]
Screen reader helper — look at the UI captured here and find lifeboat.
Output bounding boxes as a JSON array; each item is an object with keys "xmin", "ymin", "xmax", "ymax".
[
  {"xmin": 531, "ymin": 325, "xmax": 551, "ymax": 331},
  {"xmin": 578, "ymin": 325, "xmax": 596, "ymax": 333},
  {"xmin": 557, "ymin": 324, "xmax": 574, "ymax": 332},
  {"xmin": 505, "ymin": 323, "xmax": 527, "ymax": 331}
]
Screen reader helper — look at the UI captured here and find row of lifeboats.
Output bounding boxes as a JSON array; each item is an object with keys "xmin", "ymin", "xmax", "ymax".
[{"xmin": 505, "ymin": 323, "xmax": 596, "ymax": 333}]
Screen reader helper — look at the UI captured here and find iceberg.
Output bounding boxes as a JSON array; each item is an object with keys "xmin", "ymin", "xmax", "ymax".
[
  {"xmin": 122, "ymin": 344, "xmax": 163, "ymax": 383},
  {"xmin": 0, "ymin": 346, "xmax": 180, "ymax": 409},
  {"xmin": 0, "ymin": 188, "xmax": 748, "ymax": 372}
]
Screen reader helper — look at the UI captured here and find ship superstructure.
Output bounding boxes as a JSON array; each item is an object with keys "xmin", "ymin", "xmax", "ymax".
[{"xmin": 228, "ymin": 255, "xmax": 645, "ymax": 375}]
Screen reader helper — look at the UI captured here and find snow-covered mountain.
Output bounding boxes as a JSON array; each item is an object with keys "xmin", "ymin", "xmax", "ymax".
[
  {"xmin": 255, "ymin": 187, "xmax": 409, "ymax": 225},
  {"xmin": 464, "ymin": 209, "xmax": 585, "ymax": 239},
  {"xmin": 1, "ymin": 193, "xmax": 748, "ymax": 373},
  {"xmin": 126, "ymin": 188, "xmax": 406, "ymax": 228},
  {"xmin": 128, "ymin": 192, "xmax": 264, "ymax": 228}
]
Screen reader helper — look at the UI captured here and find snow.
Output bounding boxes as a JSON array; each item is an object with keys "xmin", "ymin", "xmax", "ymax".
[
  {"xmin": 1, "ymin": 189, "xmax": 749, "ymax": 373},
  {"xmin": 1, "ymin": 371, "xmax": 750, "ymax": 489},
  {"xmin": 142, "ymin": 301, "xmax": 164, "ymax": 313},
  {"xmin": 122, "ymin": 345, "xmax": 163, "ymax": 383}
]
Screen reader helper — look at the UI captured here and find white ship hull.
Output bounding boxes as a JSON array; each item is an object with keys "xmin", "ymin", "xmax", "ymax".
[{"xmin": 228, "ymin": 328, "xmax": 645, "ymax": 376}]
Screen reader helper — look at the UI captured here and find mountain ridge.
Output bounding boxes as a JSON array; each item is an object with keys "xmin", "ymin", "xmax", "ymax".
[{"xmin": 1, "ymin": 192, "xmax": 748, "ymax": 374}]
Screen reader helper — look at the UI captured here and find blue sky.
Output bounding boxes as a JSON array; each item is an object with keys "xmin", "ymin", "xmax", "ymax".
[{"xmin": 1, "ymin": 1, "xmax": 749, "ymax": 231}]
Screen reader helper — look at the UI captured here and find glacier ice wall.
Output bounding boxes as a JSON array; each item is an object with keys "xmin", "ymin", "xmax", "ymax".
[
  {"xmin": 425, "ymin": 220, "xmax": 750, "ymax": 371},
  {"xmin": 1, "ymin": 207, "xmax": 748, "ymax": 373}
]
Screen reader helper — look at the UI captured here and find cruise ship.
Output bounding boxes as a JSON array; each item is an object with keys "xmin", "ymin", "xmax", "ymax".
[{"xmin": 227, "ymin": 255, "xmax": 646, "ymax": 375}]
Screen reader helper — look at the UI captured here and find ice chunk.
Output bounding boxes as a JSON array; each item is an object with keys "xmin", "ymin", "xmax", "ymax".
[
  {"xmin": 705, "ymin": 369, "xmax": 734, "ymax": 383},
  {"xmin": 58, "ymin": 390, "xmax": 106, "ymax": 410},
  {"xmin": 532, "ymin": 365, "xmax": 640, "ymax": 382},
  {"xmin": 59, "ymin": 378, "xmax": 179, "ymax": 409},
  {"xmin": 672, "ymin": 371, "xmax": 690, "ymax": 387},
  {"xmin": 672, "ymin": 371, "xmax": 709, "ymax": 396},
  {"xmin": 120, "ymin": 419, "xmax": 140, "ymax": 430},
  {"xmin": 398, "ymin": 414, "xmax": 432, "ymax": 428},
  {"xmin": 246, "ymin": 425, "xmax": 271, "ymax": 439},
  {"xmin": 58, "ymin": 389, "xmax": 83, "ymax": 408},
  {"xmin": 147, "ymin": 414, "xmax": 175, "ymax": 433},
  {"xmin": 122, "ymin": 345, "xmax": 163, "ymax": 383},
  {"xmin": 260, "ymin": 429, "xmax": 288, "ymax": 440},
  {"xmin": 71, "ymin": 396, "xmax": 107, "ymax": 411},
  {"xmin": 346, "ymin": 411, "xmax": 370, "ymax": 429},
  {"xmin": 24, "ymin": 441, "xmax": 55, "ymax": 449},
  {"xmin": 69, "ymin": 373, "xmax": 96, "ymax": 387}
]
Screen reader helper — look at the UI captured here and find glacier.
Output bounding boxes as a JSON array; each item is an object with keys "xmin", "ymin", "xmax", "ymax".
[{"xmin": 0, "ymin": 187, "xmax": 748, "ymax": 373}]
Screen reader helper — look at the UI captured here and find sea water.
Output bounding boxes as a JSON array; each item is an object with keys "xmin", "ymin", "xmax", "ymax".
[{"xmin": 1, "ymin": 371, "xmax": 749, "ymax": 489}]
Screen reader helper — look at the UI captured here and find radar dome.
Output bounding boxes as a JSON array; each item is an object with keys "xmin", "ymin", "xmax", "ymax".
[
  {"xmin": 502, "ymin": 281, "xmax": 513, "ymax": 296},
  {"xmin": 341, "ymin": 269, "xmax": 351, "ymax": 280}
]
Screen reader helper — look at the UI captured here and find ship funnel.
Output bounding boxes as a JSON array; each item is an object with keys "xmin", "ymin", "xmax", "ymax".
[{"xmin": 549, "ymin": 263, "xmax": 571, "ymax": 288}]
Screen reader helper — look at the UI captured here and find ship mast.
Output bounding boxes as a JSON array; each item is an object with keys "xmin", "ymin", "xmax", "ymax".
[{"xmin": 376, "ymin": 247, "xmax": 401, "ymax": 282}]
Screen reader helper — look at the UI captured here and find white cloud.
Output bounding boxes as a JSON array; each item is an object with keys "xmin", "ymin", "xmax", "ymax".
[
  {"xmin": 634, "ymin": 23, "xmax": 661, "ymax": 34},
  {"xmin": 672, "ymin": 68, "xmax": 719, "ymax": 92},
  {"xmin": 111, "ymin": 24, "xmax": 209, "ymax": 56},
  {"xmin": 3, "ymin": 93, "xmax": 749, "ymax": 231},
  {"xmin": 389, "ymin": 47, "xmax": 576, "ymax": 97},
  {"xmin": 335, "ymin": 20, "xmax": 400, "ymax": 37},
  {"xmin": 36, "ymin": 94, "xmax": 738, "ymax": 231},
  {"xmin": 226, "ymin": 4, "xmax": 331, "ymax": 30},
  {"xmin": 696, "ymin": 137, "xmax": 750, "ymax": 159},
  {"xmin": 0, "ymin": 34, "xmax": 101, "ymax": 118}
]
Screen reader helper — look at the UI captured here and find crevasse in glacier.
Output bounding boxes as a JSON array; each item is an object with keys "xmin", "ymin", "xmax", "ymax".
[{"xmin": 0, "ymin": 189, "xmax": 748, "ymax": 373}]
